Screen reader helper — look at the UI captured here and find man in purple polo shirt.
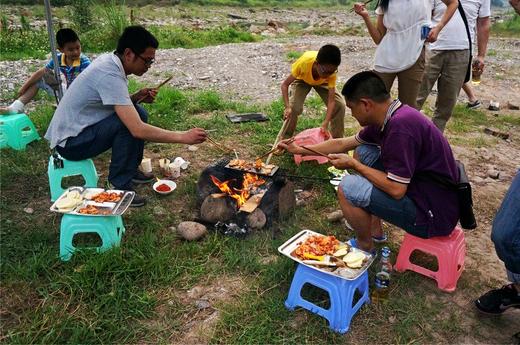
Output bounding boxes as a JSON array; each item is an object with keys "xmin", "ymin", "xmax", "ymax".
[{"xmin": 279, "ymin": 71, "xmax": 460, "ymax": 253}]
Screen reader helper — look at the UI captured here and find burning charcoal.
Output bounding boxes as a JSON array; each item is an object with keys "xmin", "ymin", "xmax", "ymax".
[{"xmin": 214, "ymin": 221, "xmax": 249, "ymax": 237}]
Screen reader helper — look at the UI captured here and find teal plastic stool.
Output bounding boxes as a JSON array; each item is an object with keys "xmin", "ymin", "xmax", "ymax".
[
  {"xmin": 0, "ymin": 113, "xmax": 40, "ymax": 150},
  {"xmin": 48, "ymin": 155, "xmax": 99, "ymax": 201},
  {"xmin": 59, "ymin": 214, "xmax": 125, "ymax": 261}
]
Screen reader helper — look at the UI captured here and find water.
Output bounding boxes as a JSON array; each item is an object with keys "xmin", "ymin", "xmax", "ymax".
[{"xmin": 371, "ymin": 247, "xmax": 392, "ymax": 303}]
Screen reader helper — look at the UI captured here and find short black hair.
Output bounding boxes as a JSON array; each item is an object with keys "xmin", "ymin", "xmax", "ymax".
[
  {"xmin": 116, "ymin": 25, "xmax": 159, "ymax": 55},
  {"xmin": 316, "ymin": 44, "xmax": 341, "ymax": 66},
  {"xmin": 341, "ymin": 71, "xmax": 390, "ymax": 103},
  {"xmin": 56, "ymin": 28, "xmax": 79, "ymax": 48}
]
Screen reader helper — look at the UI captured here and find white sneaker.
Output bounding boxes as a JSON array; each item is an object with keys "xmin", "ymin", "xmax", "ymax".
[{"xmin": 7, "ymin": 100, "xmax": 25, "ymax": 114}]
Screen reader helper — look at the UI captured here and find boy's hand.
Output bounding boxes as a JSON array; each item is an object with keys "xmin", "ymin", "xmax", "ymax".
[
  {"xmin": 134, "ymin": 88, "xmax": 158, "ymax": 103},
  {"xmin": 283, "ymin": 107, "xmax": 292, "ymax": 120},
  {"xmin": 353, "ymin": 2, "xmax": 369, "ymax": 18},
  {"xmin": 320, "ymin": 120, "xmax": 331, "ymax": 138},
  {"xmin": 328, "ymin": 153, "xmax": 357, "ymax": 170}
]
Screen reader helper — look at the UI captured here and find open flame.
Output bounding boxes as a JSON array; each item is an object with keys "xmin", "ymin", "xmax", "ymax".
[{"xmin": 210, "ymin": 173, "xmax": 266, "ymax": 207}]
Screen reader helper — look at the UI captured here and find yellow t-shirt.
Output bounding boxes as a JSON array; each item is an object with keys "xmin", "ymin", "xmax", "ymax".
[{"xmin": 291, "ymin": 51, "xmax": 337, "ymax": 89}]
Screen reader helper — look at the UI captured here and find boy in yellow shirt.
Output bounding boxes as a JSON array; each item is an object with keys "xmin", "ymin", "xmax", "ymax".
[{"xmin": 281, "ymin": 44, "xmax": 345, "ymax": 138}]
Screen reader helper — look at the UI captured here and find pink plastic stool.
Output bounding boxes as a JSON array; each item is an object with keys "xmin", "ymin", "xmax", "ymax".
[
  {"xmin": 394, "ymin": 227, "xmax": 465, "ymax": 292},
  {"xmin": 293, "ymin": 128, "xmax": 329, "ymax": 165}
]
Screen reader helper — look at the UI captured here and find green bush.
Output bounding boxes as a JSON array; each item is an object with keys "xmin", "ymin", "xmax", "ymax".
[
  {"xmin": 0, "ymin": 30, "xmax": 50, "ymax": 60},
  {"xmin": 70, "ymin": 0, "xmax": 94, "ymax": 32}
]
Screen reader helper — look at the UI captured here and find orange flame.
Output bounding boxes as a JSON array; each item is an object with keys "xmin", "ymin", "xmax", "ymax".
[{"xmin": 210, "ymin": 173, "xmax": 265, "ymax": 207}]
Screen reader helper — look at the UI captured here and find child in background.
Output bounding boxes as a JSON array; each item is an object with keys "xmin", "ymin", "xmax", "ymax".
[
  {"xmin": 1, "ymin": 28, "xmax": 90, "ymax": 115},
  {"xmin": 281, "ymin": 44, "xmax": 346, "ymax": 138}
]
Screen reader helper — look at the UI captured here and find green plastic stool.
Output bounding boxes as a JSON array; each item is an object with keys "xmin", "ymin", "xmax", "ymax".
[
  {"xmin": 59, "ymin": 214, "xmax": 125, "ymax": 261},
  {"xmin": 48, "ymin": 155, "xmax": 99, "ymax": 201},
  {"xmin": 0, "ymin": 113, "xmax": 40, "ymax": 150}
]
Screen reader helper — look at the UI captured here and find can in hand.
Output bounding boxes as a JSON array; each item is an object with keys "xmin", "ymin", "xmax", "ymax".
[{"xmin": 472, "ymin": 60, "xmax": 483, "ymax": 85}]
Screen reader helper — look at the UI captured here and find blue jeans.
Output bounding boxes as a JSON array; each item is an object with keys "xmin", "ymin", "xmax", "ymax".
[
  {"xmin": 57, "ymin": 104, "xmax": 148, "ymax": 190},
  {"xmin": 340, "ymin": 144, "xmax": 429, "ymax": 238},
  {"xmin": 491, "ymin": 170, "xmax": 520, "ymax": 282}
]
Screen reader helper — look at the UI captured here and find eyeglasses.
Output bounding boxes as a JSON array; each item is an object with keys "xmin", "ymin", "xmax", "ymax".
[
  {"xmin": 135, "ymin": 52, "xmax": 155, "ymax": 66},
  {"xmin": 317, "ymin": 63, "xmax": 338, "ymax": 76}
]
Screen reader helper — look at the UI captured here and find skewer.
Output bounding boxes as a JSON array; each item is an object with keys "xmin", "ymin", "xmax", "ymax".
[
  {"xmin": 266, "ymin": 118, "xmax": 290, "ymax": 165},
  {"xmin": 301, "ymin": 145, "xmax": 330, "ymax": 158},
  {"xmin": 136, "ymin": 75, "xmax": 174, "ymax": 103},
  {"xmin": 256, "ymin": 137, "xmax": 295, "ymax": 160},
  {"xmin": 349, "ymin": 0, "xmax": 373, "ymax": 12},
  {"xmin": 206, "ymin": 136, "xmax": 234, "ymax": 153}
]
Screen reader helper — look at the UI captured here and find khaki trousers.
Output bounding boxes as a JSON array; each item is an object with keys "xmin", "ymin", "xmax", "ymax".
[
  {"xmin": 417, "ymin": 49, "xmax": 470, "ymax": 132},
  {"xmin": 287, "ymin": 79, "xmax": 346, "ymax": 138},
  {"xmin": 375, "ymin": 47, "xmax": 426, "ymax": 110}
]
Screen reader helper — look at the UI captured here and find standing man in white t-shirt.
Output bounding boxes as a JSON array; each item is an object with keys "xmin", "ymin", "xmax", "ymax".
[{"xmin": 416, "ymin": 0, "xmax": 491, "ymax": 132}]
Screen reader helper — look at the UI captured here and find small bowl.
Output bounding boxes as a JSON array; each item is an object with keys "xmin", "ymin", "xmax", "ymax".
[{"xmin": 153, "ymin": 180, "xmax": 177, "ymax": 195}]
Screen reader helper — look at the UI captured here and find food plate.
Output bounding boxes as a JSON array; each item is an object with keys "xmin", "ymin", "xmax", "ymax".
[
  {"xmin": 50, "ymin": 187, "xmax": 135, "ymax": 216},
  {"xmin": 278, "ymin": 229, "xmax": 375, "ymax": 280},
  {"xmin": 225, "ymin": 159, "xmax": 279, "ymax": 176}
]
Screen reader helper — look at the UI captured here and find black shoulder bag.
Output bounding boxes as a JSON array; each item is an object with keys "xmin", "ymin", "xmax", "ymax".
[
  {"xmin": 415, "ymin": 161, "xmax": 477, "ymax": 230},
  {"xmin": 458, "ymin": 1, "xmax": 473, "ymax": 83}
]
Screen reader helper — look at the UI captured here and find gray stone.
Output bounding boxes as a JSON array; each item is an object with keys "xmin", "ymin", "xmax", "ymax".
[
  {"xmin": 177, "ymin": 221, "xmax": 208, "ymax": 241},
  {"xmin": 326, "ymin": 210, "xmax": 344, "ymax": 222}
]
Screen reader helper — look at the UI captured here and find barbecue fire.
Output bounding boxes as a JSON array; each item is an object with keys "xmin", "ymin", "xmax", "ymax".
[{"xmin": 210, "ymin": 173, "xmax": 266, "ymax": 207}]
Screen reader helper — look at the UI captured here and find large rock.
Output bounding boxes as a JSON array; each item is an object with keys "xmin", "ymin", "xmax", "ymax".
[
  {"xmin": 177, "ymin": 221, "xmax": 208, "ymax": 241},
  {"xmin": 200, "ymin": 196, "xmax": 236, "ymax": 223},
  {"xmin": 246, "ymin": 208, "xmax": 267, "ymax": 230}
]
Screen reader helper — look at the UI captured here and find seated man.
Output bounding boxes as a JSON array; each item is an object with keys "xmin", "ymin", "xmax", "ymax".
[
  {"xmin": 279, "ymin": 71, "xmax": 460, "ymax": 253},
  {"xmin": 45, "ymin": 26, "xmax": 207, "ymax": 207}
]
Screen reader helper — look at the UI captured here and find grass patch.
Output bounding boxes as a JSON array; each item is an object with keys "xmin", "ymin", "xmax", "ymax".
[
  {"xmin": 1, "ymin": 86, "xmax": 518, "ymax": 343},
  {"xmin": 0, "ymin": 25, "xmax": 258, "ymax": 61},
  {"xmin": 491, "ymin": 12, "xmax": 520, "ymax": 37},
  {"xmin": 286, "ymin": 50, "xmax": 303, "ymax": 61}
]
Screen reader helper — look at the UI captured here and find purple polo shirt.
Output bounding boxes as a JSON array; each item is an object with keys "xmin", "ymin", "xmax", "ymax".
[{"xmin": 356, "ymin": 101, "xmax": 460, "ymax": 237}]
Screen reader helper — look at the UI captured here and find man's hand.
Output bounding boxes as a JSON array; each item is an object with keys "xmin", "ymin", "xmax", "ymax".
[
  {"xmin": 180, "ymin": 128, "xmax": 207, "ymax": 144},
  {"xmin": 133, "ymin": 88, "xmax": 158, "ymax": 103},
  {"xmin": 426, "ymin": 25, "xmax": 441, "ymax": 43},
  {"xmin": 277, "ymin": 138, "xmax": 300, "ymax": 154},
  {"xmin": 328, "ymin": 153, "xmax": 358, "ymax": 170},
  {"xmin": 353, "ymin": 2, "xmax": 369, "ymax": 18},
  {"xmin": 283, "ymin": 107, "xmax": 292, "ymax": 120},
  {"xmin": 474, "ymin": 56, "xmax": 485, "ymax": 73}
]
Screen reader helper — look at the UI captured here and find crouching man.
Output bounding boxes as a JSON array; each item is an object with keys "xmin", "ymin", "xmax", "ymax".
[
  {"xmin": 279, "ymin": 71, "xmax": 460, "ymax": 253},
  {"xmin": 45, "ymin": 26, "xmax": 207, "ymax": 207}
]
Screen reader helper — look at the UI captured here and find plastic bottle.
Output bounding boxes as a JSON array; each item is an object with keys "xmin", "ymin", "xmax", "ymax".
[{"xmin": 371, "ymin": 246, "xmax": 392, "ymax": 303}]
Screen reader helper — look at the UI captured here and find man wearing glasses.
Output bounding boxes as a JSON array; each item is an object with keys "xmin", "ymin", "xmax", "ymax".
[
  {"xmin": 281, "ymin": 44, "xmax": 346, "ymax": 138},
  {"xmin": 45, "ymin": 26, "xmax": 207, "ymax": 207}
]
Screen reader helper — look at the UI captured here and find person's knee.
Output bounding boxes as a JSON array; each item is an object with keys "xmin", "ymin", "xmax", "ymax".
[
  {"xmin": 135, "ymin": 104, "xmax": 149, "ymax": 123},
  {"xmin": 339, "ymin": 175, "xmax": 372, "ymax": 208},
  {"xmin": 334, "ymin": 100, "xmax": 346, "ymax": 115}
]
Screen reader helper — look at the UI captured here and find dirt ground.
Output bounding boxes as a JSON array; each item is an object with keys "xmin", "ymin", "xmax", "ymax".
[{"xmin": 1, "ymin": 8, "xmax": 519, "ymax": 341}]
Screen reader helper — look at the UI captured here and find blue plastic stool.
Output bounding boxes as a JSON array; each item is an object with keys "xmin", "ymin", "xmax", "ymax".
[
  {"xmin": 48, "ymin": 155, "xmax": 99, "ymax": 201},
  {"xmin": 59, "ymin": 214, "xmax": 126, "ymax": 261},
  {"xmin": 285, "ymin": 264, "xmax": 370, "ymax": 333},
  {"xmin": 0, "ymin": 113, "xmax": 40, "ymax": 150}
]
